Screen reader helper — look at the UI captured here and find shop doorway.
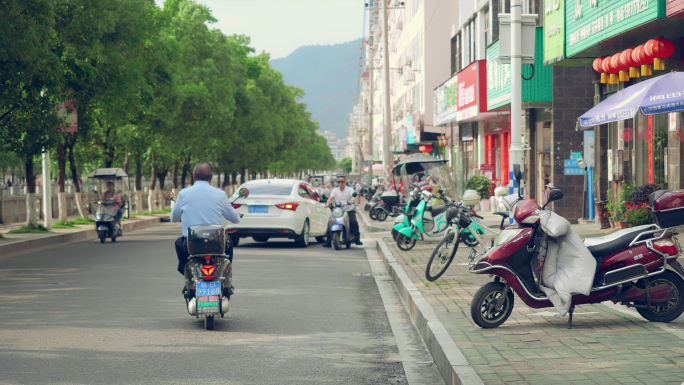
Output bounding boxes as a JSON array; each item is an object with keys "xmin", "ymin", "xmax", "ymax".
[{"xmin": 536, "ymin": 121, "xmax": 552, "ymax": 205}]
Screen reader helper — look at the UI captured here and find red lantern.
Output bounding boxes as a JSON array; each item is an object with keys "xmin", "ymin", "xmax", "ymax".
[
  {"xmin": 611, "ymin": 53, "xmax": 630, "ymax": 82},
  {"xmin": 594, "ymin": 57, "xmax": 608, "ymax": 84},
  {"xmin": 419, "ymin": 144, "xmax": 433, "ymax": 154},
  {"xmin": 633, "ymin": 45, "xmax": 653, "ymax": 76},
  {"xmin": 622, "ymin": 128, "xmax": 634, "ymax": 142},
  {"xmin": 620, "ymin": 48, "xmax": 639, "ymax": 79},
  {"xmin": 645, "ymin": 38, "xmax": 674, "ymax": 71}
]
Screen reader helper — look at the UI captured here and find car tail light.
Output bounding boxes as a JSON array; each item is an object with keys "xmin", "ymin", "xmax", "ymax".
[
  {"xmin": 653, "ymin": 239, "xmax": 679, "ymax": 255},
  {"xmin": 232, "ymin": 204, "xmax": 241, "ymax": 209},
  {"xmin": 204, "ymin": 256, "xmax": 211, "ymax": 260},
  {"xmin": 226, "ymin": 229, "xmax": 237, "ymax": 233},
  {"xmin": 276, "ymin": 202, "xmax": 299, "ymax": 211}
]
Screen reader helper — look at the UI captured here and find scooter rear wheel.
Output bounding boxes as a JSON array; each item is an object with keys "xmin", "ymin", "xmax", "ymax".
[
  {"xmin": 332, "ymin": 232, "xmax": 342, "ymax": 250},
  {"xmin": 426, "ymin": 232, "xmax": 459, "ymax": 281},
  {"xmin": 369, "ymin": 209, "xmax": 378, "ymax": 220},
  {"xmin": 375, "ymin": 209, "xmax": 388, "ymax": 222},
  {"xmin": 205, "ymin": 315, "xmax": 214, "ymax": 330},
  {"xmin": 635, "ymin": 271, "xmax": 684, "ymax": 323},
  {"xmin": 471, "ymin": 282, "xmax": 514, "ymax": 328},
  {"xmin": 391, "ymin": 229, "xmax": 399, "ymax": 241},
  {"xmin": 99, "ymin": 231, "xmax": 106, "ymax": 243},
  {"xmin": 396, "ymin": 233, "xmax": 417, "ymax": 251}
]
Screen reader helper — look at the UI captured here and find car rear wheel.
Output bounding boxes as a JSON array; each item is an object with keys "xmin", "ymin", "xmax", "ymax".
[
  {"xmin": 230, "ymin": 237, "xmax": 240, "ymax": 247},
  {"xmin": 295, "ymin": 220, "xmax": 310, "ymax": 247},
  {"xmin": 315, "ymin": 236, "xmax": 327, "ymax": 243}
]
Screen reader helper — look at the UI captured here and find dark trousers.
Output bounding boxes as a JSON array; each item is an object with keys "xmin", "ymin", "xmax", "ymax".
[
  {"xmin": 175, "ymin": 237, "xmax": 233, "ymax": 275},
  {"xmin": 326, "ymin": 211, "xmax": 360, "ymax": 243}
]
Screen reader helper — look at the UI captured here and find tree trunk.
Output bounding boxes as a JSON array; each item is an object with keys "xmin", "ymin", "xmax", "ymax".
[
  {"xmin": 67, "ymin": 136, "xmax": 87, "ymax": 219},
  {"xmin": 240, "ymin": 168, "xmax": 246, "ymax": 184},
  {"xmin": 172, "ymin": 161, "xmax": 178, "ymax": 189},
  {"xmin": 149, "ymin": 154, "xmax": 157, "ymax": 211},
  {"xmin": 135, "ymin": 156, "xmax": 142, "ymax": 191},
  {"xmin": 123, "ymin": 153, "xmax": 130, "ymax": 175},
  {"xmin": 181, "ymin": 156, "xmax": 190, "ymax": 188},
  {"xmin": 157, "ymin": 168, "xmax": 167, "ymax": 210},
  {"xmin": 232, "ymin": 171, "xmax": 238, "ymax": 186},
  {"xmin": 56, "ymin": 137, "xmax": 68, "ymax": 222},
  {"xmin": 222, "ymin": 171, "xmax": 229, "ymax": 187},
  {"xmin": 25, "ymin": 157, "xmax": 38, "ymax": 227}
]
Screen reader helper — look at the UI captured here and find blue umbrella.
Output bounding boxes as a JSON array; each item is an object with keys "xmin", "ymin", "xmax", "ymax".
[{"xmin": 578, "ymin": 72, "xmax": 684, "ymax": 129}]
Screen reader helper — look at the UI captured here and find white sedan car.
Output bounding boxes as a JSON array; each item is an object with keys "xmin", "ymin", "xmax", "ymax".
[{"xmin": 224, "ymin": 179, "xmax": 330, "ymax": 247}]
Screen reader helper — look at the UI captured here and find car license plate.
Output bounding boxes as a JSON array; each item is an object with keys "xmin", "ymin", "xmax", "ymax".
[{"xmin": 248, "ymin": 205, "xmax": 268, "ymax": 213}]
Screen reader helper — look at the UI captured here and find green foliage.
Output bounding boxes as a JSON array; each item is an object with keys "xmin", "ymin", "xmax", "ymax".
[
  {"xmin": 629, "ymin": 183, "xmax": 666, "ymax": 204},
  {"xmin": 70, "ymin": 217, "xmax": 95, "ymax": 225},
  {"xmin": 465, "ymin": 176, "xmax": 492, "ymax": 200},
  {"xmin": 624, "ymin": 202, "xmax": 653, "ymax": 227},
  {"xmin": 52, "ymin": 221, "xmax": 78, "ymax": 229},
  {"xmin": 8, "ymin": 225, "xmax": 49, "ymax": 233},
  {"xmin": 340, "ymin": 157, "xmax": 352, "ymax": 173},
  {"xmin": 1, "ymin": 0, "xmax": 335, "ymax": 204}
]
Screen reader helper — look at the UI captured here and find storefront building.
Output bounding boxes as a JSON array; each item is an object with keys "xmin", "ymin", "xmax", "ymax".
[{"xmin": 550, "ymin": 0, "xmax": 684, "ymax": 222}]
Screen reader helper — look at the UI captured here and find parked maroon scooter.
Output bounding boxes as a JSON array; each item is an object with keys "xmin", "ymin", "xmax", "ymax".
[{"xmin": 467, "ymin": 166, "xmax": 684, "ymax": 329}]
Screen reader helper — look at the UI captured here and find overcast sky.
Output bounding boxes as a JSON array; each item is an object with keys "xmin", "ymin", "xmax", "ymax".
[{"xmin": 155, "ymin": 0, "xmax": 365, "ymax": 59}]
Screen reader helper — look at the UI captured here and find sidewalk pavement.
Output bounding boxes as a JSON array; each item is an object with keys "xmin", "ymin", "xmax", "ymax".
[
  {"xmin": 377, "ymin": 236, "xmax": 684, "ymax": 384},
  {"xmin": 0, "ymin": 214, "xmax": 165, "ymax": 260}
]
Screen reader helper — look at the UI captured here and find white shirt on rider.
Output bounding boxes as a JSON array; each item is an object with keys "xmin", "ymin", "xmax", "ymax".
[{"xmin": 330, "ymin": 187, "xmax": 354, "ymax": 205}]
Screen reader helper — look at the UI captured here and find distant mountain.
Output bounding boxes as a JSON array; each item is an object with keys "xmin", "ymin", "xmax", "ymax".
[{"xmin": 271, "ymin": 39, "xmax": 363, "ymax": 140}]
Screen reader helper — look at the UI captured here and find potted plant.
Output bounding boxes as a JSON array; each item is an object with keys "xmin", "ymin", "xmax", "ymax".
[
  {"xmin": 624, "ymin": 201, "xmax": 653, "ymax": 227},
  {"xmin": 466, "ymin": 175, "xmax": 492, "ymax": 211}
]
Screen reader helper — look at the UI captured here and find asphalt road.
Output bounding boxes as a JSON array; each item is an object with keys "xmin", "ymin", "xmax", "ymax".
[{"xmin": 0, "ymin": 223, "xmax": 412, "ymax": 385}]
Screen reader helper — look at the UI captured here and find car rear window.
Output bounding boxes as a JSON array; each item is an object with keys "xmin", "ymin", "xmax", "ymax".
[{"xmin": 240, "ymin": 181, "xmax": 294, "ymax": 196}]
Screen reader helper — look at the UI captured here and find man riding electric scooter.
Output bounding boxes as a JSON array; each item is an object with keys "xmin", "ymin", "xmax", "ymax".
[{"xmin": 323, "ymin": 175, "xmax": 362, "ymax": 247}]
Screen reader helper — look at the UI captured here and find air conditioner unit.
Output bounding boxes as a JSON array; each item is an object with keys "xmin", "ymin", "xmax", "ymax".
[
  {"xmin": 397, "ymin": 21, "xmax": 403, "ymax": 30},
  {"xmin": 405, "ymin": 59, "xmax": 412, "ymax": 68}
]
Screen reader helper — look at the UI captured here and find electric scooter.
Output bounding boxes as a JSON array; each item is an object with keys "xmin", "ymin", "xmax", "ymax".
[{"xmin": 466, "ymin": 167, "xmax": 684, "ymax": 329}]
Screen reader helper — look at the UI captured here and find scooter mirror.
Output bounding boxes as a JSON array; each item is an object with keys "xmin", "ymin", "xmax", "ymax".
[
  {"xmin": 513, "ymin": 164, "xmax": 522, "ymax": 184},
  {"xmin": 542, "ymin": 189, "xmax": 563, "ymax": 209},
  {"xmin": 352, "ymin": 192, "xmax": 358, "ymax": 197},
  {"xmin": 239, "ymin": 188, "xmax": 249, "ymax": 198}
]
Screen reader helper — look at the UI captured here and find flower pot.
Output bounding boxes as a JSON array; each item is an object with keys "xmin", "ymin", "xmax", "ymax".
[
  {"xmin": 614, "ymin": 221, "xmax": 628, "ymax": 229},
  {"xmin": 480, "ymin": 199, "xmax": 490, "ymax": 212}
]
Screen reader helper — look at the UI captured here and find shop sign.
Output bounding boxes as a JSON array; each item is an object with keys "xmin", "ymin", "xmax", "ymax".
[
  {"xmin": 564, "ymin": 159, "xmax": 580, "ymax": 167},
  {"xmin": 564, "ymin": 167, "xmax": 584, "ymax": 175},
  {"xmin": 456, "ymin": 62, "xmax": 479, "ymax": 121},
  {"xmin": 481, "ymin": 164, "xmax": 495, "ymax": 179},
  {"xmin": 433, "ymin": 74, "xmax": 459, "ymax": 126},
  {"xmin": 566, "ymin": 0, "xmax": 660, "ymax": 57},
  {"xmin": 544, "ymin": 0, "xmax": 565, "ymax": 64},
  {"xmin": 570, "ymin": 151, "xmax": 582, "ymax": 159},
  {"xmin": 413, "ymin": 111, "xmax": 423, "ymax": 143},
  {"xmin": 486, "ymin": 40, "xmax": 512, "ymax": 110},
  {"xmin": 667, "ymin": 0, "xmax": 684, "ymax": 16}
]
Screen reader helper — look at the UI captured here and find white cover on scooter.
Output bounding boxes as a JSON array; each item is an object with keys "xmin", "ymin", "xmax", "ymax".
[
  {"xmin": 538, "ymin": 210, "xmax": 596, "ymax": 316},
  {"xmin": 381, "ymin": 189, "xmax": 398, "ymax": 197}
]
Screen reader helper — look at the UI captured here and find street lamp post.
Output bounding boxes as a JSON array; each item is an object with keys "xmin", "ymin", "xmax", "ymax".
[
  {"xmin": 509, "ymin": 0, "xmax": 524, "ymax": 195},
  {"xmin": 381, "ymin": 0, "xmax": 393, "ymax": 170}
]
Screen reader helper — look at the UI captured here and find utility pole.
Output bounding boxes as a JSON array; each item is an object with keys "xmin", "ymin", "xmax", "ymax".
[
  {"xmin": 509, "ymin": 0, "xmax": 524, "ymax": 192},
  {"xmin": 381, "ymin": 0, "xmax": 393, "ymax": 169},
  {"xmin": 368, "ymin": 46, "xmax": 375, "ymax": 186}
]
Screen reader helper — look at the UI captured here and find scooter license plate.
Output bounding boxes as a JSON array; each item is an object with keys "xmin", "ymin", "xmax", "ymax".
[
  {"xmin": 248, "ymin": 206, "xmax": 268, "ymax": 213},
  {"xmin": 196, "ymin": 281, "xmax": 221, "ymax": 314},
  {"xmin": 196, "ymin": 281, "xmax": 221, "ymax": 296}
]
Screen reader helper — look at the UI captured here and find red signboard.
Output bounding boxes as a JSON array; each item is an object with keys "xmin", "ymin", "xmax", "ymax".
[
  {"xmin": 667, "ymin": 0, "xmax": 684, "ymax": 16},
  {"xmin": 455, "ymin": 60, "xmax": 491, "ymax": 121}
]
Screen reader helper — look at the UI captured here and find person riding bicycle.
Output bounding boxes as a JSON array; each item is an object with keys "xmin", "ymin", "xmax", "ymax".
[{"xmin": 323, "ymin": 174, "xmax": 362, "ymax": 247}]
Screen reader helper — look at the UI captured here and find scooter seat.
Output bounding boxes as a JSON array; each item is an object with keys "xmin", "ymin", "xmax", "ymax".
[
  {"xmin": 583, "ymin": 225, "xmax": 654, "ymax": 257},
  {"xmin": 431, "ymin": 204, "xmax": 447, "ymax": 216}
]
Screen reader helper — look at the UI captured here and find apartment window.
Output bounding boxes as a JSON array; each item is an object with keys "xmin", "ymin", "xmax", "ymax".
[
  {"xmin": 453, "ymin": 33, "xmax": 462, "ymax": 74},
  {"xmin": 499, "ymin": 0, "xmax": 510, "ymax": 14},
  {"xmin": 491, "ymin": 0, "xmax": 499, "ymax": 43},
  {"xmin": 450, "ymin": 35, "xmax": 457, "ymax": 75},
  {"xmin": 471, "ymin": 20, "xmax": 476, "ymax": 63},
  {"xmin": 484, "ymin": 5, "xmax": 490, "ymax": 46}
]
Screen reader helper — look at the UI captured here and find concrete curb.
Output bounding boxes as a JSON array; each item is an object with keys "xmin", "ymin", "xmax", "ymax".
[
  {"xmin": 358, "ymin": 208, "xmax": 392, "ymax": 233},
  {"xmin": 0, "ymin": 216, "xmax": 162, "ymax": 260},
  {"xmin": 376, "ymin": 238, "xmax": 484, "ymax": 385}
]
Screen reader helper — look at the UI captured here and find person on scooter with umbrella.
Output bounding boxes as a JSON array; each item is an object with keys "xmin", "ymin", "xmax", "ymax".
[{"xmin": 323, "ymin": 174, "xmax": 362, "ymax": 247}]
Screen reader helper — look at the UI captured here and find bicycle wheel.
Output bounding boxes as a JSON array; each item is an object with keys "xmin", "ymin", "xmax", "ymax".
[
  {"xmin": 396, "ymin": 233, "xmax": 417, "ymax": 251},
  {"xmin": 425, "ymin": 232, "xmax": 459, "ymax": 281}
]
